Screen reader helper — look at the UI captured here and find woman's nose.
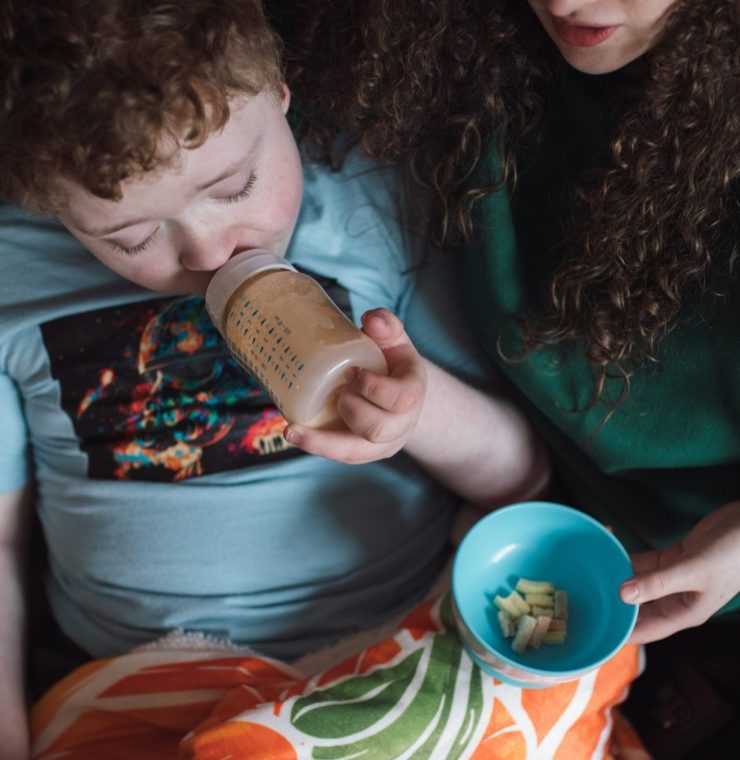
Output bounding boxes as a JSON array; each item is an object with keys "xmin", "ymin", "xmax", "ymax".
[{"xmin": 543, "ymin": 0, "xmax": 599, "ymax": 18}]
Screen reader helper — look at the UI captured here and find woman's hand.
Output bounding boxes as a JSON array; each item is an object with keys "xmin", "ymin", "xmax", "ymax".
[
  {"xmin": 283, "ymin": 308, "xmax": 427, "ymax": 464},
  {"xmin": 622, "ymin": 500, "xmax": 740, "ymax": 644}
]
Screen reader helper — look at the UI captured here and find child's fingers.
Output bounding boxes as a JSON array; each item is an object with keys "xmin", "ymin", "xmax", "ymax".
[
  {"xmin": 336, "ymin": 388, "xmax": 414, "ymax": 444},
  {"xmin": 362, "ymin": 308, "xmax": 424, "ymax": 372},
  {"xmin": 345, "ymin": 365, "xmax": 425, "ymax": 415},
  {"xmin": 284, "ymin": 423, "xmax": 387, "ymax": 465},
  {"xmin": 358, "ymin": 308, "xmax": 427, "ymax": 410},
  {"xmin": 282, "ymin": 309, "xmax": 425, "ymax": 457},
  {"xmin": 360, "ymin": 308, "xmax": 406, "ymax": 348}
]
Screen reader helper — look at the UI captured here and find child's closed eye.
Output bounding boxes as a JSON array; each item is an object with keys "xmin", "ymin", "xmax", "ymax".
[
  {"xmin": 220, "ymin": 171, "xmax": 257, "ymax": 204},
  {"xmin": 112, "ymin": 227, "xmax": 160, "ymax": 256}
]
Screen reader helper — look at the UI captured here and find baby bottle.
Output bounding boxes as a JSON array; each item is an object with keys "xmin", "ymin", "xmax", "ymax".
[{"xmin": 205, "ymin": 250, "xmax": 388, "ymax": 429}]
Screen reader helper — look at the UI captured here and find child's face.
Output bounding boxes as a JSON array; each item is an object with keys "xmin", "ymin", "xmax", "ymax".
[
  {"xmin": 58, "ymin": 88, "xmax": 303, "ymax": 295},
  {"xmin": 527, "ymin": 0, "xmax": 679, "ymax": 74}
]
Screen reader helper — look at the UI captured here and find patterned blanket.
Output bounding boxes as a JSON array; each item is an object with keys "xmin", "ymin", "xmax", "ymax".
[{"xmin": 31, "ymin": 593, "xmax": 650, "ymax": 760}]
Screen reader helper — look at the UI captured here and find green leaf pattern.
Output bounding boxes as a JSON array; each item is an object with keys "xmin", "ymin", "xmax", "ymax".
[{"xmin": 239, "ymin": 593, "xmax": 496, "ymax": 759}]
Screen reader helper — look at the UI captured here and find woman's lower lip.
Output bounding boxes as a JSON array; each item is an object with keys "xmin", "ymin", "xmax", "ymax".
[{"xmin": 551, "ymin": 16, "xmax": 619, "ymax": 47}]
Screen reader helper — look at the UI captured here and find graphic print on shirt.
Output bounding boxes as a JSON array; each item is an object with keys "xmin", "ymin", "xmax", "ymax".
[{"xmin": 40, "ymin": 274, "xmax": 352, "ymax": 482}]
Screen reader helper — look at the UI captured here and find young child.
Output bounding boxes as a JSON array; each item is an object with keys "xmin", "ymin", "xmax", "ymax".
[
  {"xmin": 0, "ymin": 1, "xmax": 548, "ymax": 755},
  {"xmin": 290, "ymin": 0, "xmax": 740, "ymax": 644}
]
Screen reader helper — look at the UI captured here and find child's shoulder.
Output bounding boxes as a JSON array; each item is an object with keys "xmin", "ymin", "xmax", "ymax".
[
  {"xmin": 288, "ymin": 147, "xmax": 412, "ymax": 316},
  {"xmin": 299, "ymin": 145, "xmax": 402, "ymax": 227},
  {"xmin": 0, "ymin": 205, "xmax": 146, "ymax": 339}
]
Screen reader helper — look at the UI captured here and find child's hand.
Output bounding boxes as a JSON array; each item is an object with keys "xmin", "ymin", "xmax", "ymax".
[
  {"xmin": 621, "ymin": 500, "xmax": 740, "ymax": 644},
  {"xmin": 283, "ymin": 308, "xmax": 427, "ymax": 464}
]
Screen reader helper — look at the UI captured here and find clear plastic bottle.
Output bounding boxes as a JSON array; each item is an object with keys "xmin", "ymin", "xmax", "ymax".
[{"xmin": 206, "ymin": 250, "xmax": 388, "ymax": 429}]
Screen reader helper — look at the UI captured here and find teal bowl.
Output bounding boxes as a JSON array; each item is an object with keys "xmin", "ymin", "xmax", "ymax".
[{"xmin": 452, "ymin": 501, "xmax": 638, "ymax": 688}]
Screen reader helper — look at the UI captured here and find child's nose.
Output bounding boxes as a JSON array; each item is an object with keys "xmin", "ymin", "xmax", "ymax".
[{"xmin": 177, "ymin": 226, "xmax": 237, "ymax": 272}]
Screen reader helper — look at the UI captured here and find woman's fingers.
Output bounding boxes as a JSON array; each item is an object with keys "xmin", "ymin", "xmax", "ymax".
[
  {"xmin": 627, "ymin": 591, "xmax": 704, "ymax": 644},
  {"xmin": 620, "ymin": 543, "xmax": 692, "ymax": 603}
]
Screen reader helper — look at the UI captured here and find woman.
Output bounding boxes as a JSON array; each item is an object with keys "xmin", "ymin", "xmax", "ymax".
[{"xmin": 290, "ymin": 0, "xmax": 740, "ymax": 645}]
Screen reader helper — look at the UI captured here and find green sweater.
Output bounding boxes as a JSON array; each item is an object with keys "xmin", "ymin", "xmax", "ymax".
[{"xmin": 465, "ymin": 66, "xmax": 740, "ymax": 614}]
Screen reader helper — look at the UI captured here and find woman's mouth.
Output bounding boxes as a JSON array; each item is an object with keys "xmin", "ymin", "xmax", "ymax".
[{"xmin": 551, "ymin": 16, "xmax": 619, "ymax": 47}]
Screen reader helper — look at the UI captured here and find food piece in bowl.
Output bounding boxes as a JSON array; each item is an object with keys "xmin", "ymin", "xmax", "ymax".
[
  {"xmin": 494, "ymin": 594, "xmax": 516, "ymax": 617},
  {"xmin": 497, "ymin": 609, "xmax": 516, "ymax": 638},
  {"xmin": 529, "ymin": 615, "xmax": 552, "ymax": 649},
  {"xmin": 494, "ymin": 590, "xmax": 531, "ymax": 617},
  {"xmin": 494, "ymin": 576, "xmax": 569, "ymax": 653},
  {"xmin": 516, "ymin": 578, "xmax": 555, "ymax": 594},
  {"xmin": 511, "ymin": 614, "xmax": 537, "ymax": 654},
  {"xmin": 524, "ymin": 592, "xmax": 554, "ymax": 608},
  {"xmin": 543, "ymin": 629, "xmax": 567, "ymax": 645},
  {"xmin": 531, "ymin": 605, "xmax": 555, "ymax": 617},
  {"xmin": 554, "ymin": 590, "xmax": 569, "ymax": 621}
]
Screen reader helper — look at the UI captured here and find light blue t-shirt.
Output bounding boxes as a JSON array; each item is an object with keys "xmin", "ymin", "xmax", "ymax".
[{"xmin": 0, "ymin": 153, "xmax": 490, "ymax": 660}]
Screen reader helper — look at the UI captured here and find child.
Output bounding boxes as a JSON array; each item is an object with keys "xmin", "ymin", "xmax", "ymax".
[
  {"xmin": 0, "ymin": 1, "xmax": 548, "ymax": 755},
  {"xmin": 290, "ymin": 0, "xmax": 740, "ymax": 644}
]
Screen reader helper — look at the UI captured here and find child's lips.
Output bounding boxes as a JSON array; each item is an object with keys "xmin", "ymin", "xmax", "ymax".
[{"xmin": 550, "ymin": 16, "xmax": 619, "ymax": 47}]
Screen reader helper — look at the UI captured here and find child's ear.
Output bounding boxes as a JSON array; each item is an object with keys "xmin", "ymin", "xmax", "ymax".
[{"xmin": 280, "ymin": 84, "xmax": 291, "ymax": 115}]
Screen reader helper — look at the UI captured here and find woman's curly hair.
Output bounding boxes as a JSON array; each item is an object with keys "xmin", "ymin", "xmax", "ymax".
[
  {"xmin": 289, "ymin": 0, "xmax": 740, "ymax": 392},
  {"xmin": 0, "ymin": 0, "xmax": 283, "ymax": 214}
]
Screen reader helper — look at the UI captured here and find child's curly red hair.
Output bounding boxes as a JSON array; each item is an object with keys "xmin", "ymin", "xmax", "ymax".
[{"xmin": 0, "ymin": 0, "xmax": 283, "ymax": 214}]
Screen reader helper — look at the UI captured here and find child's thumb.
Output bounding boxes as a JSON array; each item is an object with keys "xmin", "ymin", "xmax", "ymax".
[{"xmin": 360, "ymin": 307, "xmax": 407, "ymax": 348}]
